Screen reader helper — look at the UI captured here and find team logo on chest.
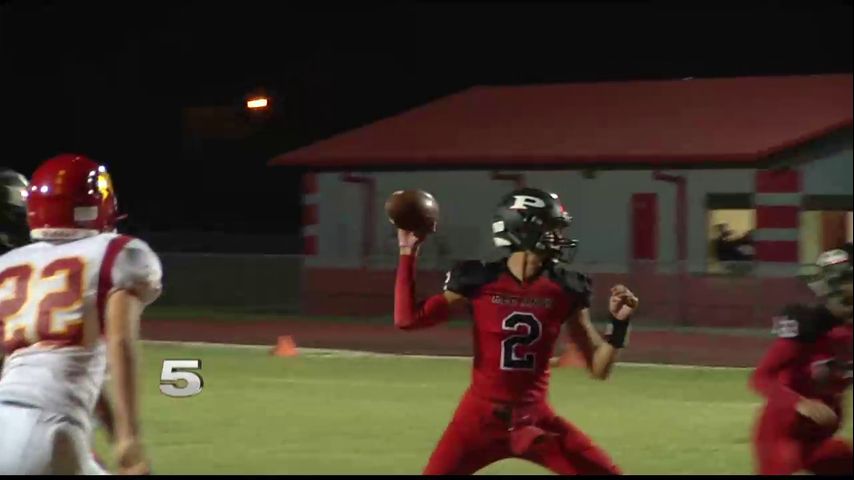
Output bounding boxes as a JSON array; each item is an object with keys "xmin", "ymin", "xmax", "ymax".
[{"xmin": 491, "ymin": 294, "xmax": 553, "ymax": 310}]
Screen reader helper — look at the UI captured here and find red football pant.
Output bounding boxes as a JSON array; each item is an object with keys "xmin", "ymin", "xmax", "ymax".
[
  {"xmin": 754, "ymin": 404, "xmax": 853, "ymax": 475},
  {"xmin": 423, "ymin": 391, "xmax": 620, "ymax": 475}
]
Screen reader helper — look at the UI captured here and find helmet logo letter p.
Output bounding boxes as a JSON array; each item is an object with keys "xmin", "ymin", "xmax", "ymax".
[{"xmin": 509, "ymin": 195, "xmax": 546, "ymax": 210}]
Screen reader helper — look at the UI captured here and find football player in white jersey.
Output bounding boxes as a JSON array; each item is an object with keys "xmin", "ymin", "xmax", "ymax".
[
  {"xmin": 0, "ymin": 154, "xmax": 162, "ymax": 475},
  {"xmin": 2, "ymin": 167, "xmax": 112, "ymax": 475}
]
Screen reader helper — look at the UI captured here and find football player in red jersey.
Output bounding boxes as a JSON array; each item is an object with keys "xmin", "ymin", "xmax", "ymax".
[
  {"xmin": 394, "ymin": 188, "xmax": 638, "ymax": 475},
  {"xmin": 750, "ymin": 242, "xmax": 853, "ymax": 475}
]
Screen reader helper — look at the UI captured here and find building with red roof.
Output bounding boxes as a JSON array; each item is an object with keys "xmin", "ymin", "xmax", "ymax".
[{"xmin": 271, "ymin": 74, "xmax": 853, "ymax": 326}]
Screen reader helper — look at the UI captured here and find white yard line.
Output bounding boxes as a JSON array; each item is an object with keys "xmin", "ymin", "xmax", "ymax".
[{"xmin": 142, "ymin": 340, "xmax": 753, "ymax": 371}]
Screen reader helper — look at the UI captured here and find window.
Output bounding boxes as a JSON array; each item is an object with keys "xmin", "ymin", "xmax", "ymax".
[
  {"xmin": 799, "ymin": 196, "xmax": 853, "ymax": 269},
  {"xmin": 706, "ymin": 194, "xmax": 755, "ymax": 274}
]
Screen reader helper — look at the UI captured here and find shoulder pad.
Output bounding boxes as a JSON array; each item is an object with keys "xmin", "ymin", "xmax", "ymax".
[
  {"xmin": 771, "ymin": 304, "xmax": 837, "ymax": 342},
  {"xmin": 111, "ymin": 237, "xmax": 163, "ymax": 305},
  {"xmin": 443, "ymin": 260, "xmax": 498, "ymax": 298},
  {"xmin": 549, "ymin": 266, "xmax": 593, "ymax": 310}
]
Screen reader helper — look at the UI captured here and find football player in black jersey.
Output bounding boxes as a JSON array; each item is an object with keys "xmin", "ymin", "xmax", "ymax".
[
  {"xmin": 0, "ymin": 168, "xmax": 29, "ymax": 255},
  {"xmin": 0, "ymin": 168, "xmax": 29, "ymax": 375}
]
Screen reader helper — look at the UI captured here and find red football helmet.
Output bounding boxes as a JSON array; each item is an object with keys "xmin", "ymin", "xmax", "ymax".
[{"xmin": 27, "ymin": 154, "xmax": 120, "ymax": 240}]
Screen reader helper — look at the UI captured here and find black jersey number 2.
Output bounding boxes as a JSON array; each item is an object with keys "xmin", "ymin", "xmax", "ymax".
[{"xmin": 501, "ymin": 312, "xmax": 542, "ymax": 371}]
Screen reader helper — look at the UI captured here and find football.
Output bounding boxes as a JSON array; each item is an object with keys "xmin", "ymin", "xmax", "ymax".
[{"xmin": 384, "ymin": 189, "xmax": 440, "ymax": 234}]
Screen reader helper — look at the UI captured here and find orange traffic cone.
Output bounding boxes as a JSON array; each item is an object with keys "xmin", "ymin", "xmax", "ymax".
[{"xmin": 272, "ymin": 335, "xmax": 299, "ymax": 357}]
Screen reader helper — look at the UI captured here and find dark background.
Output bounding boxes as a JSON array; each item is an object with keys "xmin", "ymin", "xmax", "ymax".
[{"xmin": 1, "ymin": 1, "xmax": 852, "ymax": 246}]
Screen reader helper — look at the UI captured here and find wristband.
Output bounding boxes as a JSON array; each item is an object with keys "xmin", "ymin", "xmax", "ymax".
[{"xmin": 605, "ymin": 314, "xmax": 631, "ymax": 348}]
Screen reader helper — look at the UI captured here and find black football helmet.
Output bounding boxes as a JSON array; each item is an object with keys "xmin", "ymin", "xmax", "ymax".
[
  {"xmin": 492, "ymin": 187, "xmax": 578, "ymax": 263},
  {"xmin": 1, "ymin": 168, "xmax": 30, "ymax": 254}
]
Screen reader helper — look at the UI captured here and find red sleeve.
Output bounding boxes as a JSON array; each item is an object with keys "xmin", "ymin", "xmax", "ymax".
[
  {"xmin": 749, "ymin": 338, "xmax": 803, "ymax": 409},
  {"xmin": 394, "ymin": 254, "xmax": 450, "ymax": 330}
]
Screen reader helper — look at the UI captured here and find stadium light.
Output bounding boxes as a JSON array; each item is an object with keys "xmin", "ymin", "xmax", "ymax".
[{"xmin": 246, "ymin": 97, "xmax": 269, "ymax": 110}]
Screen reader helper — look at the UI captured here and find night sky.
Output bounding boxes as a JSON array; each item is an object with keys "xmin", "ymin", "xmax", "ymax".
[{"xmin": 1, "ymin": 1, "xmax": 851, "ymax": 242}]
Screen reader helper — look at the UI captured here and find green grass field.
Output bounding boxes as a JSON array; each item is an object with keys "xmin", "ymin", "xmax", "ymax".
[{"xmin": 94, "ymin": 343, "xmax": 853, "ymax": 475}]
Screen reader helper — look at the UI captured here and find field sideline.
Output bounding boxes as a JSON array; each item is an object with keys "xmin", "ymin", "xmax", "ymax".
[
  {"xmin": 91, "ymin": 340, "xmax": 852, "ymax": 475},
  {"xmin": 144, "ymin": 339, "xmax": 756, "ymax": 370},
  {"xmin": 140, "ymin": 312, "xmax": 776, "ymax": 368}
]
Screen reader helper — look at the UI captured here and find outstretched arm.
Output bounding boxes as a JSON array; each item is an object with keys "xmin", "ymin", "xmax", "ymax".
[
  {"xmin": 566, "ymin": 285, "xmax": 638, "ymax": 380},
  {"xmin": 394, "ymin": 229, "xmax": 464, "ymax": 330}
]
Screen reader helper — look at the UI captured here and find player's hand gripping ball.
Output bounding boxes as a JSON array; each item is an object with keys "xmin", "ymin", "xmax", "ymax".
[{"xmin": 385, "ymin": 189, "xmax": 440, "ymax": 235}]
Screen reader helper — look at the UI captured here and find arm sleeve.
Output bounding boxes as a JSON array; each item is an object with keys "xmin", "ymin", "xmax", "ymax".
[
  {"xmin": 393, "ymin": 254, "xmax": 450, "ymax": 330},
  {"xmin": 749, "ymin": 338, "xmax": 802, "ymax": 409},
  {"xmin": 111, "ymin": 238, "xmax": 163, "ymax": 306},
  {"xmin": 749, "ymin": 306, "xmax": 808, "ymax": 408}
]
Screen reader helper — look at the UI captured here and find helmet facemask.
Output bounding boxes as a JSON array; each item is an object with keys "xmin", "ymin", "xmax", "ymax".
[
  {"xmin": 809, "ymin": 245, "xmax": 854, "ymax": 316},
  {"xmin": 495, "ymin": 209, "xmax": 579, "ymax": 265},
  {"xmin": 538, "ymin": 214, "xmax": 579, "ymax": 264}
]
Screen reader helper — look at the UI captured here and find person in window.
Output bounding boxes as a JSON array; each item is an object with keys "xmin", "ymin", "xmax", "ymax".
[{"xmin": 714, "ymin": 223, "xmax": 738, "ymax": 262}]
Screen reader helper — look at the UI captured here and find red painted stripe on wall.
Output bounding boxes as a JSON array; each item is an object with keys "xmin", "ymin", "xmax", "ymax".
[
  {"xmin": 631, "ymin": 193, "xmax": 658, "ymax": 260},
  {"xmin": 302, "ymin": 173, "xmax": 318, "ymax": 195},
  {"xmin": 302, "ymin": 204, "xmax": 318, "ymax": 226},
  {"xmin": 756, "ymin": 205, "xmax": 799, "ymax": 229},
  {"xmin": 301, "ymin": 173, "xmax": 320, "ymax": 256},
  {"xmin": 754, "ymin": 240, "xmax": 799, "ymax": 262},
  {"xmin": 303, "ymin": 235, "xmax": 318, "ymax": 256},
  {"xmin": 755, "ymin": 169, "xmax": 801, "ymax": 193}
]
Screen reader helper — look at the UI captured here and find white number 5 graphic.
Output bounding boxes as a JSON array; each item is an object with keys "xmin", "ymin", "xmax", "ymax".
[{"xmin": 159, "ymin": 359, "xmax": 204, "ymax": 398}]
